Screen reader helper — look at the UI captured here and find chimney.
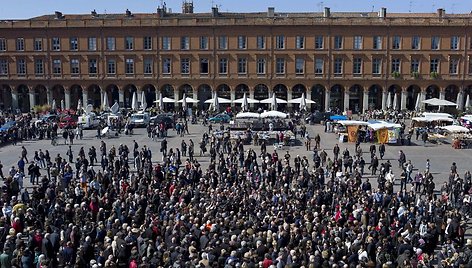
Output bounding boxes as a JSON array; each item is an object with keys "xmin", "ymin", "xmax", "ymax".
[
  {"xmin": 379, "ymin": 7, "xmax": 387, "ymax": 18},
  {"xmin": 268, "ymin": 7, "xmax": 275, "ymax": 17},
  {"xmin": 323, "ymin": 7, "xmax": 331, "ymax": 18},
  {"xmin": 91, "ymin": 9, "xmax": 98, "ymax": 17},
  {"xmin": 54, "ymin": 11, "xmax": 64, "ymax": 19},
  {"xmin": 182, "ymin": 1, "xmax": 194, "ymax": 14},
  {"xmin": 437, "ymin": 8, "xmax": 445, "ymax": 17},
  {"xmin": 212, "ymin": 6, "xmax": 219, "ymax": 17},
  {"xmin": 125, "ymin": 9, "xmax": 132, "ymax": 17}
]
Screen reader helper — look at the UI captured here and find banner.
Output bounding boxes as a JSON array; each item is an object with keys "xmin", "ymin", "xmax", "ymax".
[
  {"xmin": 377, "ymin": 128, "xmax": 389, "ymax": 144},
  {"xmin": 347, "ymin": 126, "xmax": 358, "ymax": 142},
  {"xmin": 388, "ymin": 129, "xmax": 399, "ymax": 144}
]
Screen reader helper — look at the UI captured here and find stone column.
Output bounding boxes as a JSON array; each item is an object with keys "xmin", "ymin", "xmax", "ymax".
[
  {"xmin": 419, "ymin": 90, "xmax": 425, "ymax": 110},
  {"xmin": 29, "ymin": 91, "xmax": 36, "ymax": 111},
  {"xmin": 362, "ymin": 90, "xmax": 369, "ymax": 112},
  {"xmin": 174, "ymin": 89, "xmax": 180, "ymax": 109},
  {"xmin": 439, "ymin": 90, "xmax": 445, "ymax": 100},
  {"xmin": 324, "ymin": 91, "xmax": 330, "ymax": 111},
  {"xmin": 249, "ymin": 89, "xmax": 255, "ymax": 109},
  {"xmin": 287, "ymin": 90, "xmax": 293, "ymax": 109},
  {"xmin": 400, "ymin": 90, "xmax": 407, "ymax": 111},
  {"xmin": 65, "ymin": 88, "xmax": 71, "ymax": 110},
  {"xmin": 343, "ymin": 90, "xmax": 350, "ymax": 112},
  {"xmin": 381, "ymin": 90, "xmax": 388, "ymax": 110}
]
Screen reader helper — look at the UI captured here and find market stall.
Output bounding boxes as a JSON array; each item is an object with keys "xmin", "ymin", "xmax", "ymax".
[
  {"xmin": 367, "ymin": 121, "xmax": 403, "ymax": 144},
  {"xmin": 440, "ymin": 125, "xmax": 472, "ymax": 149}
]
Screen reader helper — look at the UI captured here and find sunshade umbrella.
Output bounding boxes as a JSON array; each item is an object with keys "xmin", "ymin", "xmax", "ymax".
[
  {"xmin": 260, "ymin": 110, "xmax": 288, "ymax": 118},
  {"xmin": 456, "ymin": 93, "xmax": 461, "ymax": 109},
  {"xmin": 77, "ymin": 99, "xmax": 82, "ymax": 112},
  {"xmin": 102, "ymin": 91, "xmax": 109, "ymax": 111},
  {"xmin": 270, "ymin": 94, "xmax": 278, "ymax": 111},
  {"xmin": 300, "ymin": 93, "xmax": 307, "ymax": 111},
  {"xmin": 51, "ymin": 99, "xmax": 56, "ymax": 110},
  {"xmin": 182, "ymin": 93, "xmax": 187, "ymax": 111},
  {"xmin": 233, "ymin": 96, "xmax": 259, "ymax": 104},
  {"xmin": 212, "ymin": 92, "xmax": 219, "ymax": 112},
  {"xmin": 241, "ymin": 92, "xmax": 249, "ymax": 112},
  {"xmin": 110, "ymin": 101, "xmax": 119, "ymax": 114},
  {"xmin": 131, "ymin": 91, "xmax": 138, "ymax": 111},
  {"xmin": 60, "ymin": 99, "xmax": 64, "ymax": 110},
  {"xmin": 415, "ymin": 94, "xmax": 420, "ymax": 111},
  {"xmin": 158, "ymin": 93, "xmax": 164, "ymax": 110},
  {"xmin": 140, "ymin": 91, "xmax": 147, "ymax": 110},
  {"xmin": 235, "ymin": 112, "xmax": 260, "ymax": 119},
  {"xmin": 466, "ymin": 95, "xmax": 471, "ymax": 110},
  {"xmin": 386, "ymin": 92, "xmax": 392, "ymax": 109},
  {"xmin": 393, "ymin": 93, "xmax": 398, "ymax": 111},
  {"xmin": 421, "ymin": 98, "xmax": 457, "ymax": 106}
]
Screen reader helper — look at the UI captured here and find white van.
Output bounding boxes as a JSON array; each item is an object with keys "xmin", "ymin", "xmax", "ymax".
[
  {"xmin": 130, "ymin": 112, "xmax": 150, "ymax": 127},
  {"xmin": 77, "ymin": 112, "xmax": 100, "ymax": 129}
]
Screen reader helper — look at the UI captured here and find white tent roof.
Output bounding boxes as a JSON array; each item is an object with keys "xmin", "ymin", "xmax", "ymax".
[
  {"xmin": 178, "ymin": 97, "xmax": 198, "ymax": 103},
  {"xmin": 368, "ymin": 121, "xmax": 402, "ymax": 131},
  {"xmin": 288, "ymin": 97, "xmax": 316, "ymax": 104},
  {"xmin": 412, "ymin": 116, "xmax": 454, "ymax": 122},
  {"xmin": 440, "ymin": 125, "xmax": 470, "ymax": 133},
  {"xmin": 338, "ymin": 120, "xmax": 369, "ymax": 126},
  {"xmin": 259, "ymin": 97, "xmax": 288, "ymax": 104},
  {"xmin": 235, "ymin": 112, "xmax": 260, "ymax": 119},
  {"xmin": 422, "ymin": 112, "xmax": 453, "ymax": 118},
  {"xmin": 233, "ymin": 97, "xmax": 259, "ymax": 104},
  {"xmin": 422, "ymin": 98, "xmax": 457, "ymax": 106},
  {"xmin": 260, "ymin": 111, "xmax": 288, "ymax": 118},
  {"xmin": 204, "ymin": 97, "xmax": 232, "ymax": 104}
]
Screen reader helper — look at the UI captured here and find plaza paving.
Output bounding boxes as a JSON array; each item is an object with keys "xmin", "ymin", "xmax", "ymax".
[{"xmin": 1, "ymin": 121, "xmax": 471, "ymax": 192}]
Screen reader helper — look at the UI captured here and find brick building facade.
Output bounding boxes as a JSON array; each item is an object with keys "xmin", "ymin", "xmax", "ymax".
[{"xmin": 1, "ymin": 6, "xmax": 472, "ymax": 112}]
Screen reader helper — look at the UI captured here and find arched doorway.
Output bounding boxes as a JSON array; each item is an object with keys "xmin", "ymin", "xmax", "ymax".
[
  {"xmin": 349, "ymin": 84, "xmax": 363, "ymax": 113},
  {"xmin": 425, "ymin": 85, "xmax": 440, "ymax": 111},
  {"xmin": 197, "ymin": 84, "xmax": 212, "ymax": 110},
  {"xmin": 292, "ymin": 84, "xmax": 306, "ymax": 99},
  {"xmin": 0, "ymin": 85, "xmax": 12, "ymax": 111},
  {"xmin": 33, "ymin": 85, "xmax": 48, "ymax": 107},
  {"xmin": 406, "ymin": 85, "xmax": 421, "ymax": 110},
  {"xmin": 70, "ymin": 85, "xmax": 83, "ymax": 110},
  {"xmin": 17, "ymin": 85, "xmax": 30, "ymax": 112},
  {"xmin": 445, "ymin": 85, "xmax": 459, "ymax": 103},
  {"xmin": 330, "ymin": 84, "xmax": 344, "ymax": 112},
  {"xmin": 142, "ymin": 84, "xmax": 156, "ymax": 108},
  {"xmin": 51, "ymin": 85, "xmax": 65, "ymax": 109},
  {"xmin": 123, "ymin": 84, "xmax": 137, "ymax": 108},
  {"xmin": 235, "ymin": 84, "xmax": 249, "ymax": 99},
  {"xmin": 254, "ymin": 84, "xmax": 269, "ymax": 110},
  {"xmin": 216, "ymin": 84, "xmax": 231, "ymax": 99},
  {"xmin": 387, "ymin": 85, "xmax": 402, "ymax": 110},
  {"xmin": 106, "ymin": 84, "xmax": 120, "ymax": 106},
  {"xmin": 311, "ymin": 84, "xmax": 325, "ymax": 111},
  {"xmin": 87, "ymin": 84, "xmax": 101, "ymax": 108},
  {"xmin": 160, "ymin": 84, "xmax": 175, "ymax": 110},
  {"xmin": 368, "ymin": 85, "xmax": 382, "ymax": 110}
]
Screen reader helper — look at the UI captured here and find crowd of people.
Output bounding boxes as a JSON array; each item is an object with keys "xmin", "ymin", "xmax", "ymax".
[{"xmin": 0, "ymin": 110, "xmax": 470, "ymax": 268}]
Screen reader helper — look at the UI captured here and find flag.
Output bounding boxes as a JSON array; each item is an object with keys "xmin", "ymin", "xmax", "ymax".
[{"xmin": 347, "ymin": 125, "xmax": 358, "ymax": 143}]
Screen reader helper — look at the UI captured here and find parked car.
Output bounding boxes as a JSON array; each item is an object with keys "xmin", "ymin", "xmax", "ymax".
[
  {"xmin": 152, "ymin": 115, "xmax": 174, "ymax": 130},
  {"xmin": 78, "ymin": 112, "xmax": 100, "ymax": 129},
  {"xmin": 58, "ymin": 116, "xmax": 78, "ymax": 129},
  {"xmin": 208, "ymin": 114, "xmax": 231, "ymax": 123}
]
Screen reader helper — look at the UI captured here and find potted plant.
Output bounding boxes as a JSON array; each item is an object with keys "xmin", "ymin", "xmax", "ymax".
[
  {"xmin": 411, "ymin": 71, "xmax": 419, "ymax": 79},
  {"xmin": 430, "ymin": 71, "xmax": 439, "ymax": 79},
  {"xmin": 392, "ymin": 71, "xmax": 401, "ymax": 78}
]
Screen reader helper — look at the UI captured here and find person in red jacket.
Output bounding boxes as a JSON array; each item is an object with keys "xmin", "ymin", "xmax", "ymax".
[{"xmin": 262, "ymin": 253, "xmax": 273, "ymax": 268}]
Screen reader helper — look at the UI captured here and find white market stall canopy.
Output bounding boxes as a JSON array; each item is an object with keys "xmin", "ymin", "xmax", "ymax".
[
  {"xmin": 440, "ymin": 125, "xmax": 470, "ymax": 133},
  {"xmin": 178, "ymin": 97, "xmax": 199, "ymax": 103},
  {"xmin": 288, "ymin": 97, "xmax": 316, "ymax": 104},
  {"xmin": 422, "ymin": 112, "xmax": 453, "ymax": 118},
  {"xmin": 368, "ymin": 121, "xmax": 402, "ymax": 131},
  {"xmin": 259, "ymin": 97, "xmax": 288, "ymax": 104},
  {"xmin": 412, "ymin": 116, "xmax": 454, "ymax": 122},
  {"xmin": 235, "ymin": 112, "xmax": 261, "ymax": 119},
  {"xmin": 204, "ymin": 97, "xmax": 232, "ymax": 104},
  {"xmin": 260, "ymin": 111, "xmax": 288, "ymax": 118},
  {"xmin": 338, "ymin": 120, "xmax": 369, "ymax": 126},
  {"xmin": 233, "ymin": 97, "xmax": 260, "ymax": 104},
  {"xmin": 421, "ymin": 98, "xmax": 457, "ymax": 106}
]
